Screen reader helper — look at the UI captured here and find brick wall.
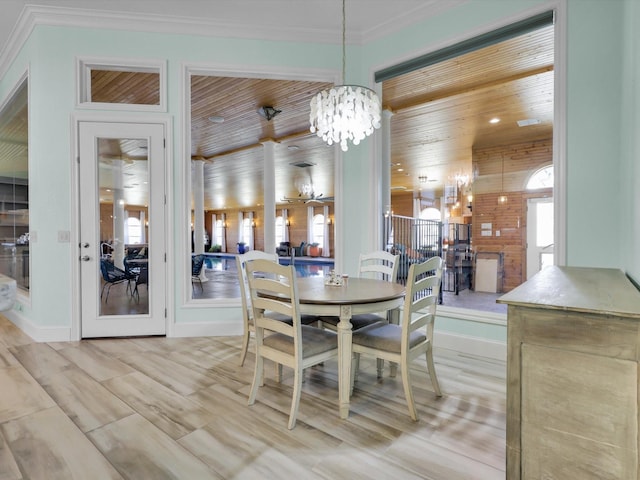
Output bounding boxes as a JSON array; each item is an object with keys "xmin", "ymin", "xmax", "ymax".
[{"xmin": 471, "ymin": 139, "xmax": 552, "ymax": 291}]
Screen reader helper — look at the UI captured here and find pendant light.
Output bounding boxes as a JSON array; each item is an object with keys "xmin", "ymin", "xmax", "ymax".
[
  {"xmin": 498, "ymin": 153, "xmax": 508, "ymax": 205},
  {"xmin": 309, "ymin": 0, "xmax": 381, "ymax": 152}
]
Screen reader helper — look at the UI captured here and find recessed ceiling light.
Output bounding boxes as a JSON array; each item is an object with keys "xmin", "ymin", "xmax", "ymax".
[
  {"xmin": 489, "ymin": 118, "xmax": 500, "ymax": 124},
  {"xmin": 208, "ymin": 115, "xmax": 225, "ymax": 124},
  {"xmin": 398, "ymin": 168, "xmax": 404, "ymax": 172}
]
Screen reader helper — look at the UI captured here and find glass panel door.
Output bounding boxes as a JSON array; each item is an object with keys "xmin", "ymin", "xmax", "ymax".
[{"xmin": 79, "ymin": 122, "xmax": 165, "ymax": 337}]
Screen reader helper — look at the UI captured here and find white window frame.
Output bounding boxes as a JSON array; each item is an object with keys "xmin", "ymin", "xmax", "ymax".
[{"xmin": 76, "ymin": 56, "xmax": 167, "ymax": 112}]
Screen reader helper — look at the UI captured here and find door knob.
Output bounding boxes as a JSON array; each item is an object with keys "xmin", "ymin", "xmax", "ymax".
[
  {"xmin": 80, "ymin": 255, "xmax": 90, "ymax": 261},
  {"xmin": 82, "ymin": 242, "xmax": 90, "ymax": 248}
]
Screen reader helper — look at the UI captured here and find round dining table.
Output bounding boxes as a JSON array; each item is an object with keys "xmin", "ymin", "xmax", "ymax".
[{"xmin": 295, "ymin": 276, "xmax": 406, "ymax": 419}]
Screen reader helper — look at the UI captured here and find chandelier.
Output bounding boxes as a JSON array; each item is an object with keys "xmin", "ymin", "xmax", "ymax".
[{"xmin": 309, "ymin": 0, "xmax": 381, "ymax": 152}]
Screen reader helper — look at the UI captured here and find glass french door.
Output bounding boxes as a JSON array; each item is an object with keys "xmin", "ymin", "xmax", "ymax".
[
  {"xmin": 79, "ymin": 121, "xmax": 166, "ymax": 337},
  {"xmin": 526, "ymin": 197, "xmax": 554, "ymax": 280}
]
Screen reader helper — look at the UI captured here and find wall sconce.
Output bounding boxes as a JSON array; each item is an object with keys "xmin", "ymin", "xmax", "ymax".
[
  {"xmin": 285, "ymin": 219, "xmax": 291, "ymax": 227},
  {"xmin": 327, "ymin": 217, "xmax": 333, "ymax": 225},
  {"xmin": 467, "ymin": 194, "xmax": 473, "ymax": 212},
  {"xmin": 251, "ymin": 220, "xmax": 256, "ymax": 228}
]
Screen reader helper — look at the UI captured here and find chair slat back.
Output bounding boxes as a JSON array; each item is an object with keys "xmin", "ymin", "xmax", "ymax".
[
  {"xmin": 402, "ymin": 256, "xmax": 443, "ymax": 341},
  {"xmin": 246, "ymin": 258, "xmax": 301, "ymax": 339},
  {"xmin": 358, "ymin": 250, "xmax": 400, "ymax": 283},
  {"xmin": 236, "ymin": 251, "xmax": 278, "ymax": 322}
]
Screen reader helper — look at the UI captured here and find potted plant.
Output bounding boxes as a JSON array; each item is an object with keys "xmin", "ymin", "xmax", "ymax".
[
  {"xmin": 237, "ymin": 242, "xmax": 247, "ymax": 254},
  {"xmin": 308, "ymin": 242, "xmax": 321, "ymax": 257},
  {"xmin": 209, "ymin": 244, "xmax": 222, "ymax": 253}
]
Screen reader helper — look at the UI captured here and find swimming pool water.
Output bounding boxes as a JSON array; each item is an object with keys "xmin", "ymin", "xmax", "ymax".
[{"xmin": 203, "ymin": 256, "xmax": 333, "ymax": 278}]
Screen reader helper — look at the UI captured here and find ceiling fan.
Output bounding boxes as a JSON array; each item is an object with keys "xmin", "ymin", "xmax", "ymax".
[
  {"xmin": 282, "ymin": 186, "xmax": 333, "ymax": 204},
  {"xmin": 282, "ymin": 178, "xmax": 334, "ymax": 204}
]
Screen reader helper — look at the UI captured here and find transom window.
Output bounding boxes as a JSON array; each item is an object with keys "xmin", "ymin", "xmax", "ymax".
[{"xmin": 527, "ymin": 165, "xmax": 553, "ymax": 190}]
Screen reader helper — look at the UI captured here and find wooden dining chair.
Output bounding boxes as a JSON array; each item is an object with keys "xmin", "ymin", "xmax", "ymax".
[
  {"xmin": 350, "ymin": 256, "xmax": 444, "ymax": 421},
  {"xmin": 236, "ymin": 250, "xmax": 320, "ymax": 367},
  {"xmin": 236, "ymin": 250, "xmax": 281, "ymax": 366},
  {"xmin": 245, "ymin": 258, "xmax": 338, "ymax": 430}
]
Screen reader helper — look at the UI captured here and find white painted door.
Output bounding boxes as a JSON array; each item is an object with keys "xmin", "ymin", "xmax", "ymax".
[
  {"xmin": 526, "ymin": 197, "xmax": 554, "ymax": 280},
  {"xmin": 79, "ymin": 121, "xmax": 166, "ymax": 337}
]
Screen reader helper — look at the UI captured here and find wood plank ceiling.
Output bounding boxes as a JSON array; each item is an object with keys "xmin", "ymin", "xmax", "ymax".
[{"xmin": 0, "ymin": 24, "xmax": 553, "ymax": 211}]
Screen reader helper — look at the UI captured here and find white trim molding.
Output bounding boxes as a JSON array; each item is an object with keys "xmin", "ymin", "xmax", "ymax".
[{"xmin": 76, "ymin": 56, "xmax": 167, "ymax": 112}]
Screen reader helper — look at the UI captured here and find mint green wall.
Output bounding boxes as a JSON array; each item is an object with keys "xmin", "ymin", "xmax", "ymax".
[
  {"xmin": 622, "ymin": 0, "xmax": 640, "ymax": 285},
  {"xmin": 1, "ymin": 0, "xmax": 636, "ymax": 340},
  {"xmin": 566, "ymin": 0, "xmax": 624, "ymax": 267},
  {"xmin": 1, "ymin": 24, "xmax": 344, "ymax": 330}
]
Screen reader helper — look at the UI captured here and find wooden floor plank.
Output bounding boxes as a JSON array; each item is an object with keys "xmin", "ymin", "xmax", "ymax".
[
  {"xmin": 1, "ymin": 406, "xmax": 123, "ymax": 479},
  {"xmin": 0, "ymin": 315, "xmax": 506, "ymax": 479},
  {"xmin": 40, "ymin": 367, "xmax": 134, "ymax": 433},
  {"xmin": 102, "ymin": 371, "xmax": 216, "ymax": 440},
  {"xmin": 0, "ymin": 366, "xmax": 56, "ymax": 424},
  {"xmin": 87, "ymin": 414, "xmax": 220, "ymax": 480}
]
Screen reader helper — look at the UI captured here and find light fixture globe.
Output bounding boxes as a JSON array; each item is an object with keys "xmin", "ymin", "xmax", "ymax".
[
  {"xmin": 309, "ymin": 0, "xmax": 381, "ymax": 152},
  {"xmin": 310, "ymin": 85, "xmax": 381, "ymax": 152}
]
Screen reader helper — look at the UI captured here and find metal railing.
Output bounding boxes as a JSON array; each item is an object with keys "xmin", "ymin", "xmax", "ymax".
[{"xmin": 383, "ymin": 214, "xmax": 443, "ymax": 286}]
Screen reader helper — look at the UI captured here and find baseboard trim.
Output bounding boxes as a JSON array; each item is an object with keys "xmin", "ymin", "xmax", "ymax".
[
  {"xmin": 434, "ymin": 330, "xmax": 506, "ymax": 361},
  {"xmin": 170, "ymin": 320, "xmax": 242, "ymax": 338},
  {"xmin": 4, "ymin": 311, "xmax": 506, "ymax": 362},
  {"xmin": 3, "ymin": 310, "xmax": 71, "ymax": 343}
]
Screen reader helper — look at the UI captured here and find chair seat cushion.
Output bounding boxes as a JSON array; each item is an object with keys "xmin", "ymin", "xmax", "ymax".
[
  {"xmin": 260, "ymin": 312, "xmax": 320, "ymax": 326},
  {"xmin": 301, "ymin": 314, "xmax": 321, "ymax": 325},
  {"xmin": 264, "ymin": 311, "xmax": 294, "ymax": 324},
  {"xmin": 319, "ymin": 313, "xmax": 386, "ymax": 330},
  {"xmin": 352, "ymin": 323, "xmax": 426, "ymax": 354},
  {"xmin": 264, "ymin": 325, "xmax": 337, "ymax": 357}
]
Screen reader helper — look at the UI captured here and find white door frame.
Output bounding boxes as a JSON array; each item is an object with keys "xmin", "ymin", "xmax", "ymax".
[{"xmin": 70, "ymin": 113, "xmax": 173, "ymax": 341}]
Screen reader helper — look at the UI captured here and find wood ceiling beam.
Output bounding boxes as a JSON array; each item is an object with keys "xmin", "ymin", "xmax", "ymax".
[
  {"xmin": 192, "ymin": 128, "xmax": 314, "ymax": 161},
  {"xmin": 385, "ymin": 65, "xmax": 553, "ymax": 113}
]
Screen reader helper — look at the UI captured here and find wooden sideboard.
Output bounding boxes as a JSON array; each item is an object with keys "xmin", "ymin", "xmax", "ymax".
[{"xmin": 498, "ymin": 266, "xmax": 640, "ymax": 479}]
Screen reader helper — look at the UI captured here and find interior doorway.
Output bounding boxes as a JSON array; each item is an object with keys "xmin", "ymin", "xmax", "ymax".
[
  {"xmin": 526, "ymin": 196, "xmax": 554, "ymax": 279},
  {"xmin": 78, "ymin": 121, "xmax": 167, "ymax": 338}
]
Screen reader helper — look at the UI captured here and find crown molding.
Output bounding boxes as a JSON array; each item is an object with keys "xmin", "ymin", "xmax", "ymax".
[
  {"xmin": 0, "ymin": 5, "xmax": 36, "ymax": 81},
  {"xmin": 0, "ymin": 2, "xmax": 465, "ymax": 81}
]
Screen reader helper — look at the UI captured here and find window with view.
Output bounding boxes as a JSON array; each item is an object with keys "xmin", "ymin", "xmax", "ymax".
[
  {"xmin": 0, "ymin": 78, "xmax": 29, "ymax": 292},
  {"xmin": 312, "ymin": 214, "xmax": 324, "ymax": 249}
]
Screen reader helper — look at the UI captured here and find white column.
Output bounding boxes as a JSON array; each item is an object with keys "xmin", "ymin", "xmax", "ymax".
[
  {"xmin": 192, "ymin": 159, "xmax": 208, "ymax": 282},
  {"xmin": 262, "ymin": 140, "xmax": 277, "ymax": 255},
  {"xmin": 381, "ymin": 109, "xmax": 394, "ymax": 220},
  {"xmin": 193, "ymin": 159, "xmax": 205, "ymax": 255}
]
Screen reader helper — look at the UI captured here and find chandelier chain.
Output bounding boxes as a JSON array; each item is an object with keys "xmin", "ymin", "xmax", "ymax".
[
  {"xmin": 342, "ymin": 0, "xmax": 346, "ymax": 85},
  {"xmin": 308, "ymin": 0, "xmax": 382, "ymax": 151}
]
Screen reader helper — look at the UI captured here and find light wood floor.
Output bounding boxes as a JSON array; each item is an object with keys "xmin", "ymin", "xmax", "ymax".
[{"xmin": 0, "ymin": 315, "xmax": 506, "ymax": 479}]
